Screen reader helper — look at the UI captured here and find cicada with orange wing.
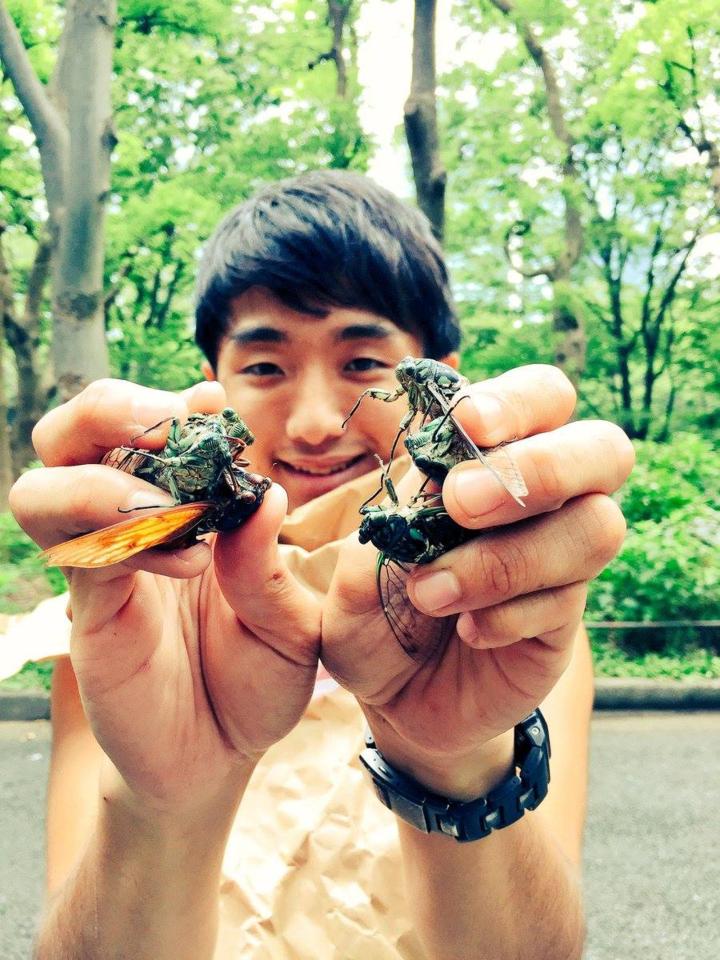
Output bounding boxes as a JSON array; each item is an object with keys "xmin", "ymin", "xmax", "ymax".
[{"xmin": 41, "ymin": 408, "xmax": 271, "ymax": 568}]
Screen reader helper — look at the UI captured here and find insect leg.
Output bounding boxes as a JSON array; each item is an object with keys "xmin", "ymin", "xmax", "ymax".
[
  {"xmin": 129, "ymin": 417, "xmax": 178, "ymax": 445},
  {"xmin": 342, "ymin": 388, "xmax": 401, "ymax": 429}
]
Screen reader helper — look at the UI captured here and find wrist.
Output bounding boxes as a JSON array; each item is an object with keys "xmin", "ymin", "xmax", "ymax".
[
  {"xmin": 366, "ymin": 724, "xmax": 515, "ymax": 802},
  {"xmin": 360, "ymin": 712, "xmax": 551, "ymax": 843},
  {"xmin": 98, "ymin": 755, "xmax": 256, "ymax": 851}
]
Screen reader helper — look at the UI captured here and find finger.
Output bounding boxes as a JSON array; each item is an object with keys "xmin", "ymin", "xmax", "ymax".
[
  {"xmin": 10, "ymin": 463, "xmax": 213, "ymax": 581},
  {"xmin": 33, "ymin": 378, "xmax": 227, "ymax": 467},
  {"xmin": 452, "ymin": 364, "xmax": 576, "ymax": 447},
  {"xmin": 213, "ymin": 483, "xmax": 321, "ymax": 667},
  {"xmin": 456, "ymin": 582, "xmax": 588, "ymax": 651},
  {"xmin": 11, "ymin": 463, "xmax": 176, "ymax": 547},
  {"xmin": 442, "ymin": 419, "xmax": 635, "ymax": 529},
  {"xmin": 406, "ymin": 493, "xmax": 626, "ymax": 616}
]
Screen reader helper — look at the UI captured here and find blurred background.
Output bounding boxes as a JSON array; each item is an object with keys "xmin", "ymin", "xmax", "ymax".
[{"xmin": 0, "ymin": 0, "xmax": 718, "ymax": 686}]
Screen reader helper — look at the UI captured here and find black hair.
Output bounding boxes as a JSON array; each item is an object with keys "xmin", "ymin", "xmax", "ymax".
[{"xmin": 194, "ymin": 170, "xmax": 460, "ymax": 368}]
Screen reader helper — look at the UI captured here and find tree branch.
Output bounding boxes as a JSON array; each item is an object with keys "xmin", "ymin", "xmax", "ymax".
[
  {"xmin": 0, "ymin": 2, "xmax": 64, "ymax": 149},
  {"xmin": 404, "ymin": 0, "xmax": 446, "ymax": 241}
]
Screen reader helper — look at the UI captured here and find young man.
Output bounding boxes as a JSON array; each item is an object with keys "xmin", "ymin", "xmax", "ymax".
[{"xmin": 11, "ymin": 171, "xmax": 633, "ymax": 959}]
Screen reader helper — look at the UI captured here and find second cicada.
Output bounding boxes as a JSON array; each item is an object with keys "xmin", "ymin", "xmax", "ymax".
[{"xmin": 41, "ymin": 408, "xmax": 271, "ymax": 568}]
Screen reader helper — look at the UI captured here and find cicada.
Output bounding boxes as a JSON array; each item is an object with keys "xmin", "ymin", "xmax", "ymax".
[
  {"xmin": 41, "ymin": 408, "xmax": 271, "ymax": 568},
  {"xmin": 344, "ymin": 357, "xmax": 527, "ymax": 506},
  {"xmin": 358, "ymin": 476, "xmax": 473, "ymax": 660},
  {"xmin": 404, "ymin": 414, "xmax": 526, "ymax": 498}
]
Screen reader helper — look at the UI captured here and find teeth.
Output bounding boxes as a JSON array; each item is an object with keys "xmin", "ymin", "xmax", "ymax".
[
  {"xmin": 286, "ymin": 458, "xmax": 359, "ymax": 477},
  {"xmin": 295, "ymin": 463, "xmax": 351, "ymax": 476}
]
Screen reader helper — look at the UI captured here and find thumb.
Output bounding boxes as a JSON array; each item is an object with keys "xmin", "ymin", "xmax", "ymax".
[{"xmin": 213, "ymin": 483, "xmax": 321, "ymax": 665}]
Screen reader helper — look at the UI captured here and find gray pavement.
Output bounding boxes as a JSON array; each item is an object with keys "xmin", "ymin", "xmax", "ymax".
[{"xmin": 1, "ymin": 713, "xmax": 719, "ymax": 959}]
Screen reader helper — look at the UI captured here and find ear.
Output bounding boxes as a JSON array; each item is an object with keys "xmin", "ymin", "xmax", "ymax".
[
  {"xmin": 438, "ymin": 351, "xmax": 460, "ymax": 370},
  {"xmin": 200, "ymin": 359, "xmax": 217, "ymax": 382}
]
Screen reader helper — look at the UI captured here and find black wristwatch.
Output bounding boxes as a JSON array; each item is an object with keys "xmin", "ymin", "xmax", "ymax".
[{"xmin": 359, "ymin": 710, "xmax": 550, "ymax": 843}]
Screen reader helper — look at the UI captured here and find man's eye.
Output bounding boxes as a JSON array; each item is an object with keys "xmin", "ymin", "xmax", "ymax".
[
  {"xmin": 241, "ymin": 362, "xmax": 283, "ymax": 376},
  {"xmin": 345, "ymin": 357, "xmax": 387, "ymax": 373}
]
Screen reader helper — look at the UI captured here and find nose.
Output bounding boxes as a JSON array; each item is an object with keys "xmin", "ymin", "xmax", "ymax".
[{"xmin": 284, "ymin": 369, "xmax": 346, "ymax": 447}]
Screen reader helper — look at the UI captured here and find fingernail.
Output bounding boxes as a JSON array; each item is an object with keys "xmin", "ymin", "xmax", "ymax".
[
  {"xmin": 452, "ymin": 469, "xmax": 507, "ymax": 519},
  {"xmin": 131, "ymin": 395, "xmax": 184, "ymax": 432},
  {"xmin": 473, "ymin": 395, "xmax": 505, "ymax": 444},
  {"xmin": 411, "ymin": 569, "xmax": 461, "ymax": 613}
]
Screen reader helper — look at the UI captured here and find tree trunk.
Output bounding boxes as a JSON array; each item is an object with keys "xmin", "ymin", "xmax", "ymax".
[
  {"xmin": 0, "ymin": 233, "xmax": 15, "ymax": 509},
  {"xmin": 4, "ymin": 233, "xmax": 55, "ymax": 471},
  {"xmin": 0, "ymin": 0, "xmax": 115, "ymax": 405},
  {"xmin": 489, "ymin": 0, "xmax": 586, "ymax": 383},
  {"xmin": 404, "ymin": 0, "xmax": 446, "ymax": 242},
  {"xmin": 51, "ymin": 0, "xmax": 115, "ymax": 401}
]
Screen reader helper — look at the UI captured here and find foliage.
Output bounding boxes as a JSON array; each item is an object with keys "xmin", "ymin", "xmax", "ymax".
[
  {"xmin": 0, "ymin": 511, "xmax": 66, "ymax": 614},
  {"xmin": 586, "ymin": 434, "xmax": 720, "ymax": 654},
  {"xmin": 442, "ymin": 0, "xmax": 720, "ymax": 441}
]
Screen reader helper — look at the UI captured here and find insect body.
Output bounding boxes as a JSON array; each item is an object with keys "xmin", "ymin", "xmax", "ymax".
[
  {"xmin": 358, "ymin": 478, "xmax": 473, "ymax": 660},
  {"xmin": 359, "ymin": 490, "xmax": 473, "ymax": 566},
  {"xmin": 106, "ymin": 408, "xmax": 254, "ymax": 501},
  {"xmin": 344, "ymin": 357, "xmax": 527, "ymax": 506},
  {"xmin": 41, "ymin": 409, "xmax": 271, "ymax": 568},
  {"xmin": 404, "ymin": 414, "xmax": 527, "ymax": 500}
]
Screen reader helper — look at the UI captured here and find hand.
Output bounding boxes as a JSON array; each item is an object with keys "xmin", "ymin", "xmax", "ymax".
[
  {"xmin": 10, "ymin": 379, "xmax": 321, "ymax": 816},
  {"xmin": 321, "ymin": 365, "xmax": 634, "ymax": 797}
]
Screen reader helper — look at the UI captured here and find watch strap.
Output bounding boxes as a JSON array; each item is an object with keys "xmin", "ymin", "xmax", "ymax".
[{"xmin": 359, "ymin": 709, "xmax": 550, "ymax": 843}]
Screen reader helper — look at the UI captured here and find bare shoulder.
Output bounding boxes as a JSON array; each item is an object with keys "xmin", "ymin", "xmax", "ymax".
[
  {"xmin": 538, "ymin": 625, "xmax": 594, "ymax": 867},
  {"xmin": 47, "ymin": 657, "xmax": 105, "ymax": 893}
]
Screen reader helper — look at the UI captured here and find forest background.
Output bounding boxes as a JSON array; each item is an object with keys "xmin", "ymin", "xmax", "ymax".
[{"xmin": 0, "ymin": 0, "xmax": 718, "ymax": 686}]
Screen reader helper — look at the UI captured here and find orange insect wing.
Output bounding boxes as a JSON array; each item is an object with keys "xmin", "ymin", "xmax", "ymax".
[{"xmin": 40, "ymin": 502, "xmax": 212, "ymax": 568}]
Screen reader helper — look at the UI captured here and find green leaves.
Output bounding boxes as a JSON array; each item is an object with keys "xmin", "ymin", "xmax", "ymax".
[{"xmin": 587, "ymin": 434, "xmax": 720, "ymax": 652}]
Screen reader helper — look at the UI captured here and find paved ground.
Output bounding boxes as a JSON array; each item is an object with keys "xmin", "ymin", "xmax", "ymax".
[{"xmin": 1, "ymin": 712, "xmax": 718, "ymax": 958}]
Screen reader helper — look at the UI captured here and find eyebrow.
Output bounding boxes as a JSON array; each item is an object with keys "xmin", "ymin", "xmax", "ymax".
[
  {"xmin": 229, "ymin": 322, "xmax": 394, "ymax": 346},
  {"xmin": 336, "ymin": 323, "xmax": 393, "ymax": 342},
  {"xmin": 229, "ymin": 326, "xmax": 287, "ymax": 345}
]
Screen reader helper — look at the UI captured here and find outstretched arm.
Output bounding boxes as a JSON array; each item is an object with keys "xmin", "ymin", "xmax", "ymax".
[
  {"xmin": 11, "ymin": 379, "xmax": 322, "ymax": 960},
  {"xmin": 322, "ymin": 365, "xmax": 633, "ymax": 960}
]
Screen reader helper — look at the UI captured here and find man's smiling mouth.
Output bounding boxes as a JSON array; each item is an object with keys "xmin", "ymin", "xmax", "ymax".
[{"xmin": 275, "ymin": 454, "xmax": 368, "ymax": 477}]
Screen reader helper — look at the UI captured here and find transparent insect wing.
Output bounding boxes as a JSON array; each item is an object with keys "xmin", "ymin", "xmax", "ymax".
[
  {"xmin": 40, "ymin": 501, "xmax": 212, "ymax": 568},
  {"xmin": 405, "ymin": 415, "xmax": 528, "ymax": 505},
  {"xmin": 377, "ymin": 556, "xmax": 456, "ymax": 663}
]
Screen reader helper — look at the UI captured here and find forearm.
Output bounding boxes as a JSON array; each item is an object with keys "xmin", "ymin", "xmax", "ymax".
[
  {"xmin": 398, "ymin": 810, "xmax": 584, "ymax": 960},
  {"xmin": 370, "ymin": 725, "xmax": 585, "ymax": 960},
  {"xmin": 34, "ymin": 767, "xmax": 254, "ymax": 960}
]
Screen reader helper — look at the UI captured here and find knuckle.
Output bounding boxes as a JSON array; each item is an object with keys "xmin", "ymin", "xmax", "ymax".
[
  {"xmin": 529, "ymin": 444, "xmax": 566, "ymax": 509},
  {"xmin": 8, "ymin": 472, "xmax": 36, "ymax": 527},
  {"xmin": 31, "ymin": 410, "xmax": 55, "ymax": 461},
  {"xmin": 73, "ymin": 378, "xmax": 116, "ymax": 430},
  {"xmin": 526, "ymin": 364, "xmax": 577, "ymax": 413},
  {"xmin": 581, "ymin": 494, "xmax": 627, "ymax": 568},
  {"xmin": 585, "ymin": 421, "xmax": 636, "ymax": 491},
  {"xmin": 473, "ymin": 605, "xmax": 519, "ymax": 644},
  {"xmin": 478, "ymin": 540, "xmax": 527, "ymax": 600}
]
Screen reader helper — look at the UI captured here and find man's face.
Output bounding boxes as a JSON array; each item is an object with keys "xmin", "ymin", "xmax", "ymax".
[{"xmin": 208, "ymin": 287, "xmax": 448, "ymax": 511}]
